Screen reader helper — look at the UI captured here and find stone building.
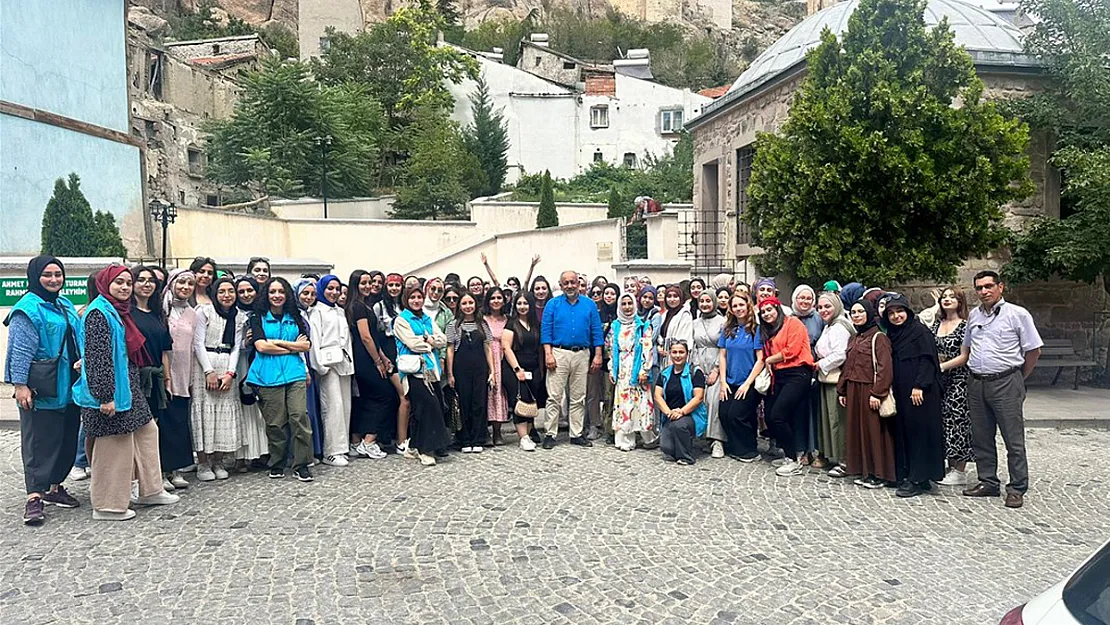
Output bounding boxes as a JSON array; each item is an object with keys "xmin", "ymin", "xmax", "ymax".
[
  {"xmin": 685, "ymin": 0, "xmax": 1107, "ymax": 361},
  {"xmin": 609, "ymin": 0, "xmax": 733, "ymax": 30}
]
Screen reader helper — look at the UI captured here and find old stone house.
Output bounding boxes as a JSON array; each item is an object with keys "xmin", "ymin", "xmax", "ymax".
[{"xmin": 685, "ymin": 0, "xmax": 1106, "ymax": 359}]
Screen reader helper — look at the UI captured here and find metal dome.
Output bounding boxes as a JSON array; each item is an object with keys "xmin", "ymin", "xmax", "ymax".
[{"xmin": 727, "ymin": 0, "xmax": 1031, "ymax": 100}]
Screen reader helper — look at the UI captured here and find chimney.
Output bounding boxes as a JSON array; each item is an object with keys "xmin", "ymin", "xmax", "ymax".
[
  {"xmin": 529, "ymin": 33, "xmax": 550, "ymax": 47},
  {"xmin": 614, "ymin": 48, "xmax": 652, "ymax": 79}
]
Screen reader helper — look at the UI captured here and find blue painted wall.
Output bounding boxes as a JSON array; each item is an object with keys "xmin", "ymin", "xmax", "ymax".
[
  {"xmin": 0, "ymin": 0, "xmax": 130, "ymax": 131},
  {"xmin": 0, "ymin": 0, "xmax": 141, "ymax": 255}
]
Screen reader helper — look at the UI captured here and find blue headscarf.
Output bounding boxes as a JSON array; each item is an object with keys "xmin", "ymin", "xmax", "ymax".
[
  {"xmin": 315, "ymin": 274, "xmax": 341, "ymax": 307},
  {"xmin": 840, "ymin": 282, "xmax": 865, "ymax": 310}
]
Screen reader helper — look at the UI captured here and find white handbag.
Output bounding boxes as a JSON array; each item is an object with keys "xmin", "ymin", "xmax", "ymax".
[
  {"xmin": 871, "ymin": 334, "xmax": 897, "ymax": 417},
  {"xmin": 754, "ymin": 367, "xmax": 772, "ymax": 394},
  {"xmin": 318, "ymin": 346, "xmax": 346, "ymax": 367},
  {"xmin": 397, "ymin": 354, "xmax": 423, "ymax": 374}
]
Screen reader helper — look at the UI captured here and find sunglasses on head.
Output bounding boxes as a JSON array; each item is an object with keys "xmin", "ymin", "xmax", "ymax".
[{"xmin": 250, "ymin": 256, "xmax": 269, "ymax": 264}]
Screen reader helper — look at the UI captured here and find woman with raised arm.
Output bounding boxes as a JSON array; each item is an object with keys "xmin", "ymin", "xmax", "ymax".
[
  {"xmin": 483, "ymin": 287, "xmax": 510, "ymax": 445},
  {"xmin": 481, "ymin": 252, "xmax": 540, "ymax": 291}
]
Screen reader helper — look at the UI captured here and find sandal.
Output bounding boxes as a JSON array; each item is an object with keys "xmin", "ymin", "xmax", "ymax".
[
  {"xmin": 827, "ymin": 465, "xmax": 848, "ymax": 478},
  {"xmin": 812, "ymin": 455, "xmax": 829, "ymax": 470}
]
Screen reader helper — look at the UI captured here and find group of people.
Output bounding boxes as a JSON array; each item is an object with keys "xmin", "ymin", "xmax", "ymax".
[{"xmin": 5, "ymin": 253, "xmax": 1044, "ymax": 525}]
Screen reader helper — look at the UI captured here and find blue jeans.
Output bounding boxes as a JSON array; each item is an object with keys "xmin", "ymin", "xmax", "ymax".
[{"xmin": 73, "ymin": 423, "xmax": 88, "ymax": 469}]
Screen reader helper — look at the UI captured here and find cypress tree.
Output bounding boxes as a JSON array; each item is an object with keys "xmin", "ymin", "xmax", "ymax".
[
  {"xmin": 40, "ymin": 173, "xmax": 98, "ymax": 256},
  {"xmin": 536, "ymin": 170, "xmax": 559, "ymax": 228}
]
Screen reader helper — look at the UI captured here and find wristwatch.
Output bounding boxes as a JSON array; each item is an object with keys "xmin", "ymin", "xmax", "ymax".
[{"xmin": 513, "ymin": 366, "xmax": 522, "ymax": 372}]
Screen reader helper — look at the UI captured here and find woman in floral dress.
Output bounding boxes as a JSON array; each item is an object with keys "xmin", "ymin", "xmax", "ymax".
[
  {"xmin": 931, "ymin": 286, "xmax": 973, "ymax": 486},
  {"xmin": 483, "ymin": 288, "xmax": 509, "ymax": 444},
  {"xmin": 608, "ymin": 294, "xmax": 656, "ymax": 451}
]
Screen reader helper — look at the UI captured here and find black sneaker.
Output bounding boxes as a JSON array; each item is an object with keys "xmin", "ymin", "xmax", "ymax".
[
  {"xmin": 23, "ymin": 497, "xmax": 45, "ymax": 525},
  {"xmin": 294, "ymin": 466, "xmax": 314, "ymax": 482},
  {"xmin": 268, "ymin": 467, "xmax": 285, "ymax": 479},
  {"xmin": 863, "ymin": 476, "xmax": 886, "ymax": 490},
  {"xmin": 528, "ymin": 429, "xmax": 542, "ymax": 444},
  {"xmin": 896, "ymin": 480, "xmax": 923, "ymax": 498},
  {"xmin": 570, "ymin": 436, "xmax": 593, "ymax": 448},
  {"xmin": 542, "ymin": 436, "xmax": 556, "ymax": 450},
  {"xmin": 737, "ymin": 452, "xmax": 760, "ymax": 463},
  {"xmin": 42, "ymin": 485, "xmax": 80, "ymax": 508}
]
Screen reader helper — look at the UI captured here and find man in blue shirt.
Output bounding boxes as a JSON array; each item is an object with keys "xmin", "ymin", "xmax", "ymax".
[{"xmin": 540, "ymin": 270, "xmax": 603, "ymax": 449}]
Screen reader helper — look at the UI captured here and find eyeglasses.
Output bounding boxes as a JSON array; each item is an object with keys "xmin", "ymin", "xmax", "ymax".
[
  {"xmin": 135, "ymin": 276, "xmax": 156, "ymax": 284},
  {"xmin": 974, "ymin": 283, "xmax": 998, "ymax": 291}
]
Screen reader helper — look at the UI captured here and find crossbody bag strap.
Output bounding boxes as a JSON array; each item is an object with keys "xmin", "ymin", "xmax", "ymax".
[{"xmin": 870, "ymin": 333, "xmax": 878, "ymax": 386}]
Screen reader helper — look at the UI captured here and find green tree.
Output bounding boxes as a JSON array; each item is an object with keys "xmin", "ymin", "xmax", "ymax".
[
  {"xmin": 746, "ymin": 0, "xmax": 1031, "ymax": 284},
  {"xmin": 167, "ymin": 1, "xmax": 298, "ymax": 59},
  {"xmin": 1006, "ymin": 0, "xmax": 1110, "ymax": 297},
  {"xmin": 607, "ymin": 186, "xmax": 624, "ymax": 219},
  {"xmin": 536, "ymin": 170, "xmax": 559, "ymax": 228},
  {"xmin": 392, "ymin": 112, "xmax": 474, "ymax": 220},
  {"xmin": 462, "ymin": 77, "xmax": 510, "ymax": 198},
  {"xmin": 40, "ymin": 173, "xmax": 127, "ymax": 257},
  {"xmin": 92, "ymin": 211, "xmax": 127, "ymax": 257},
  {"xmin": 205, "ymin": 58, "xmax": 383, "ymax": 199},
  {"xmin": 40, "ymin": 174, "xmax": 98, "ymax": 256}
]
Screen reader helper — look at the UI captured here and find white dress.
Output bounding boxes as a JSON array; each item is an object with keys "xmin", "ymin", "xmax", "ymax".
[
  {"xmin": 190, "ymin": 304, "xmax": 244, "ymax": 454},
  {"xmin": 692, "ymin": 314, "xmax": 725, "ymax": 441}
]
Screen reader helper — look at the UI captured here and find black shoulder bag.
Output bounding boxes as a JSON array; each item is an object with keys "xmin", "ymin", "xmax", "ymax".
[{"xmin": 27, "ymin": 324, "xmax": 73, "ymax": 400}]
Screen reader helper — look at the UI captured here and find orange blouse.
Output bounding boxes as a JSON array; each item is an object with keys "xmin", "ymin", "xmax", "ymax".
[{"xmin": 766, "ymin": 316, "xmax": 816, "ymax": 371}]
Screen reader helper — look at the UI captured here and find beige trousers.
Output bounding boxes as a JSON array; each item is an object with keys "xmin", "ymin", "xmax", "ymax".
[
  {"xmin": 89, "ymin": 420, "xmax": 164, "ymax": 513},
  {"xmin": 318, "ymin": 371, "xmax": 352, "ymax": 457},
  {"xmin": 543, "ymin": 348, "xmax": 589, "ymax": 438}
]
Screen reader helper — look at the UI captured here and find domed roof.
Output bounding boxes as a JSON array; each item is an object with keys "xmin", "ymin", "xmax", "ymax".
[{"xmin": 727, "ymin": 0, "xmax": 1031, "ymax": 99}]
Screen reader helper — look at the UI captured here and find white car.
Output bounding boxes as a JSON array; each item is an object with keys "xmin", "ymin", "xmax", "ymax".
[{"xmin": 1001, "ymin": 537, "xmax": 1110, "ymax": 624}]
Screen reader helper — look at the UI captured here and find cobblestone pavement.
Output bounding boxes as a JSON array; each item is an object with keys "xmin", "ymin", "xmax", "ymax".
[{"xmin": 0, "ymin": 428, "xmax": 1107, "ymax": 625}]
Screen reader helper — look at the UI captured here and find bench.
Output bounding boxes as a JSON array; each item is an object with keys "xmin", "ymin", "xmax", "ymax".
[{"xmin": 1033, "ymin": 338, "xmax": 1098, "ymax": 390}]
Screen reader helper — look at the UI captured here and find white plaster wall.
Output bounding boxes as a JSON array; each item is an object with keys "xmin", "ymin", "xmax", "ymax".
[
  {"xmin": 271, "ymin": 196, "xmax": 397, "ymax": 219},
  {"xmin": 581, "ymin": 74, "xmax": 711, "ymax": 168},
  {"xmin": 448, "ymin": 56, "xmax": 579, "ymax": 180},
  {"xmin": 469, "ymin": 201, "xmax": 609, "ymax": 231},
  {"xmin": 298, "ymin": 0, "xmax": 363, "ymax": 58}
]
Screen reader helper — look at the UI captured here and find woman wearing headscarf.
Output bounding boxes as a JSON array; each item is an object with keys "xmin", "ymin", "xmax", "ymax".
[
  {"xmin": 293, "ymin": 278, "xmax": 324, "ymax": 460},
  {"xmin": 757, "ymin": 297, "xmax": 815, "ymax": 477},
  {"xmin": 657, "ymin": 285, "xmax": 693, "ymax": 365},
  {"xmin": 710, "ymin": 273, "xmax": 733, "ymax": 292},
  {"xmin": 4, "ymin": 256, "xmax": 83, "ymax": 524},
  {"xmin": 588, "ymin": 283, "xmax": 620, "ymax": 441},
  {"xmin": 374, "ymin": 273, "xmax": 412, "ymax": 453},
  {"xmin": 837, "ymin": 300, "xmax": 896, "ymax": 489},
  {"xmin": 813, "ymin": 293, "xmax": 855, "ymax": 476},
  {"xmin": 882, "ymin": 295, "xmax": 945, "ymax": 498},
  {"xmin": 232, "ymin": 276, "xmax": 268, "ymax": 470},
  {"xmin": 131, "ymin": 266, "xmax": 176, "ymax": 491},
  {"xmin": 190, "ymin": 275, "xmax": 244, "ymax": 482},
  {"xmin": 839, "ymin": 282, "xmax": 865, "ymax": 311},
  {"xmin": 162, "ymin": 269, "xmax": 199, "ymax": 484},
  {"xmin": 608, "ymin": 293, "xmax": 656, "ymax": 451},
  {"xmin": 423, "ymin": 277, "xmax": 459, "ymax": 436},
  {"xmin": 75, "ymin": 264, "xmax": 179, "ymax": 520},
  {"xmin": 394, "ymin": 285, "xmax": 450, "ymax": 466},
  {"xmin": 308, "ymin": 275, "xmax": 355, "ymax": 467},
  {"xmin": 346, "ymin": 270, "xmax": 395, "ymax": 460},
  {"xmin": 249, "ymin": 277, "xmax": 314, "ymax": 481},
  {"xmin": 790, "ymin": 284, "xmax": 824, "ymax": 466},
  {"xmin": 691, "ymin": 292, "xmax": 725, "ymax": 457}
]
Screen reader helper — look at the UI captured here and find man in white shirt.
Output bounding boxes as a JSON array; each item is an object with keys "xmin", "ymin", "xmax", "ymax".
[{"xmin": 959, "ymin": 270, "xmax": 1042, "ymax": 509}]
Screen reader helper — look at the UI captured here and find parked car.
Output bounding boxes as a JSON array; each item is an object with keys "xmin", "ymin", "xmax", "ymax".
[{"xmin": 1001, "ymin": 537, "xmax": 1110, "ymax": 624}]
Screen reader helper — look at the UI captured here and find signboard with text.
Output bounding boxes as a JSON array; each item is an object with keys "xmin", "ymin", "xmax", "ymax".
[{"xmin": 0, "ymin": 277, "xmax": 89, "ymax": 307}]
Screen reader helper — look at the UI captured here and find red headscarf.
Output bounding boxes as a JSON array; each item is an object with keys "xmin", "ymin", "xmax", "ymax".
[
  {"xmin": 95, "ymin": 265, "xmax": 149, "ymax": 366},
  {"xmin": 757, "ymin": 296, "xmax": 782, "ymax": 308},
  {"xmin": 385, "ymin": 273, "xmax": 404, "ymax": 286}
]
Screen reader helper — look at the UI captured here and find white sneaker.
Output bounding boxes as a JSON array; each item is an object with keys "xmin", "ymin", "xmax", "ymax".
[
  {"xmin": 939, "ymin": 468, "xmax": 968, "ymax": 486},
  {"xmin": 162, "ymin": 478, "xmax": 176, "ymax": 492},
  {"xmin": 396, "ymin": 440, "xmax": 409, "ymax": 455},
  {"xmin": 418, "ymin": 453, "xmax": 436, "ymax": 466},
  {"xmin": 135, "ymin": 491, "xmax": 180, "ymax": 505},
  {"xmin": 170, "ymin": 473, "xmax": 190, "ymax": 489},
  {"xmin": 213, "ymin": 465, "xmax": 229, "ymax": 480},
  {"xmin": 93, "ymin": 509, "xmax": 136, "ymax": 521},
  {"xmin": 519, "ymin": 437, "xmax": 537, "ymax": 452},
  {"xmin": 775, "ymin": 459, "xmax": 804, "ymax": 477},
  {"xmin": 710, "ymin": 441, "xmax": 725, "ymax": 459},
  {"xmin": 471, "ymin": 446, "xmax": 483, "ymax": 454},
  {"xmin": 69, "ymin": 466, "xmax": 89, "ymax": 481},
  {"xmin": 359, "ymin": 441, "xmax": 387, "ymax": 459},
  {"xmin": 196, "ymin": 464, "xmax": 216, "ymax": 482},
  {"xmin": 84, "ymin": 466, "xmax": 92, "ymax": 479},
  {"xmin": 323, "ymin": 454, "xmax": 349, "ymax": 467},
  {"xmin": 461, "ymin": 446, "xmax": 473, "ymax": 453},
  {"xmin": 350, "ymin": 444, "xmax": 368, "ymax": 458},
  {"xmin": 179, "ymin": 464, "xmax": 196, "ymax": 473}
]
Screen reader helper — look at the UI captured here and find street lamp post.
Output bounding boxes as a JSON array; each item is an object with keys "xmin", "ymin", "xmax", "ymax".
[
  {"xmin": 149, "ymin": 198, "xmax": 178, "ymax": 268},
  {"xmin": 315, "ymin": 135, "xmax": 333, "ymax": 218}
]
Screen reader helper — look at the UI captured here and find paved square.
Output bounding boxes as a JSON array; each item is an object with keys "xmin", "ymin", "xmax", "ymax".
[{"xmin": 0, "ymin": 428, "xmax": 1107, "ymax": 625}]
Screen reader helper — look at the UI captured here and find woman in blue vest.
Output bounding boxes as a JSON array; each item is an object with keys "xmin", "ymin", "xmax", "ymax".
[
  {"xmin": 4, "ymin": 256, "xmax": 83, "ymax": 525},
  {"xmin": 73, "ymin": 264, "xmax": 179, "ymax": 521},
  {"xmin": 394, "ymin": 284, "xmax": 450, "ymax": 466},
  {"xmin": 247, "ymin": 277, "xmax": 315, "ymax": 482},
  {"xmin": 653, "ymin": 340, "xmax": 707, "ymax": 465}
]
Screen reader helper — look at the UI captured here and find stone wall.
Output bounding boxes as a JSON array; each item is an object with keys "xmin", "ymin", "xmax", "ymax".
[{"xmin": 518, "ymin": 43, "xmax": 583, "ymax": 88}]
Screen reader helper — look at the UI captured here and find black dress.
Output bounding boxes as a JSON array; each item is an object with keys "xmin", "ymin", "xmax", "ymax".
[
  {"xmin": 134, "ymin": 307, "xmax": 192, "ymax": 471},
  {"xmin": 503, "ymin": 321, "xmax": 548, "ymax": 423},
  {"xmin": 886, "ymin": 312, "xmax": 946, "ymax": 485},
  {"xmin": 349, "ymin": 302, "xmax": 399, "ymax": 443},
  {"xmin": 449, "ymin": 320, "xmax": 490, "ymax": 447}
]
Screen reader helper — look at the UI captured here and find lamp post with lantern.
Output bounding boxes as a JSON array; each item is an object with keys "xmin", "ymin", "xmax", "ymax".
[
  {"xmin": 149, "ymin": 198, "xmax": 177, "ymax": 268},
  {"xmin": 315, "ymin": 134, "xmax": 332, "ymax": 218}
]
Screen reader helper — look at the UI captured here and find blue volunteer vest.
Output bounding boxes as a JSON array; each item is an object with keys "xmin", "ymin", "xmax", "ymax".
[
  {"xmin": 659, "ymin": 363, "xmax": 708, "ymax": 437},
  {"xmin": 5, "ymin": 292, "xmax": 81, "ymax": 410},
  {"xmin": 72, "ymin": 296, "xmax": 133, "ymax": 411}
]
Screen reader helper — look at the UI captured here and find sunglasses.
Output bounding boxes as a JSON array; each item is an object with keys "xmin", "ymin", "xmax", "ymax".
[
  {"xmin": 445, "ymin": 296, "xmax": 459, "ymax": 302},
  {"xmin": 250, "ymin": 256, "xmax": 269, "ymax": 264},
  {"xmin": 974, "ymin": 283, "xmax": 998, "ymax": 291},
  {"xmin": 591, "ymin": 290, "xmax": 602, "ymax": 296}
]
